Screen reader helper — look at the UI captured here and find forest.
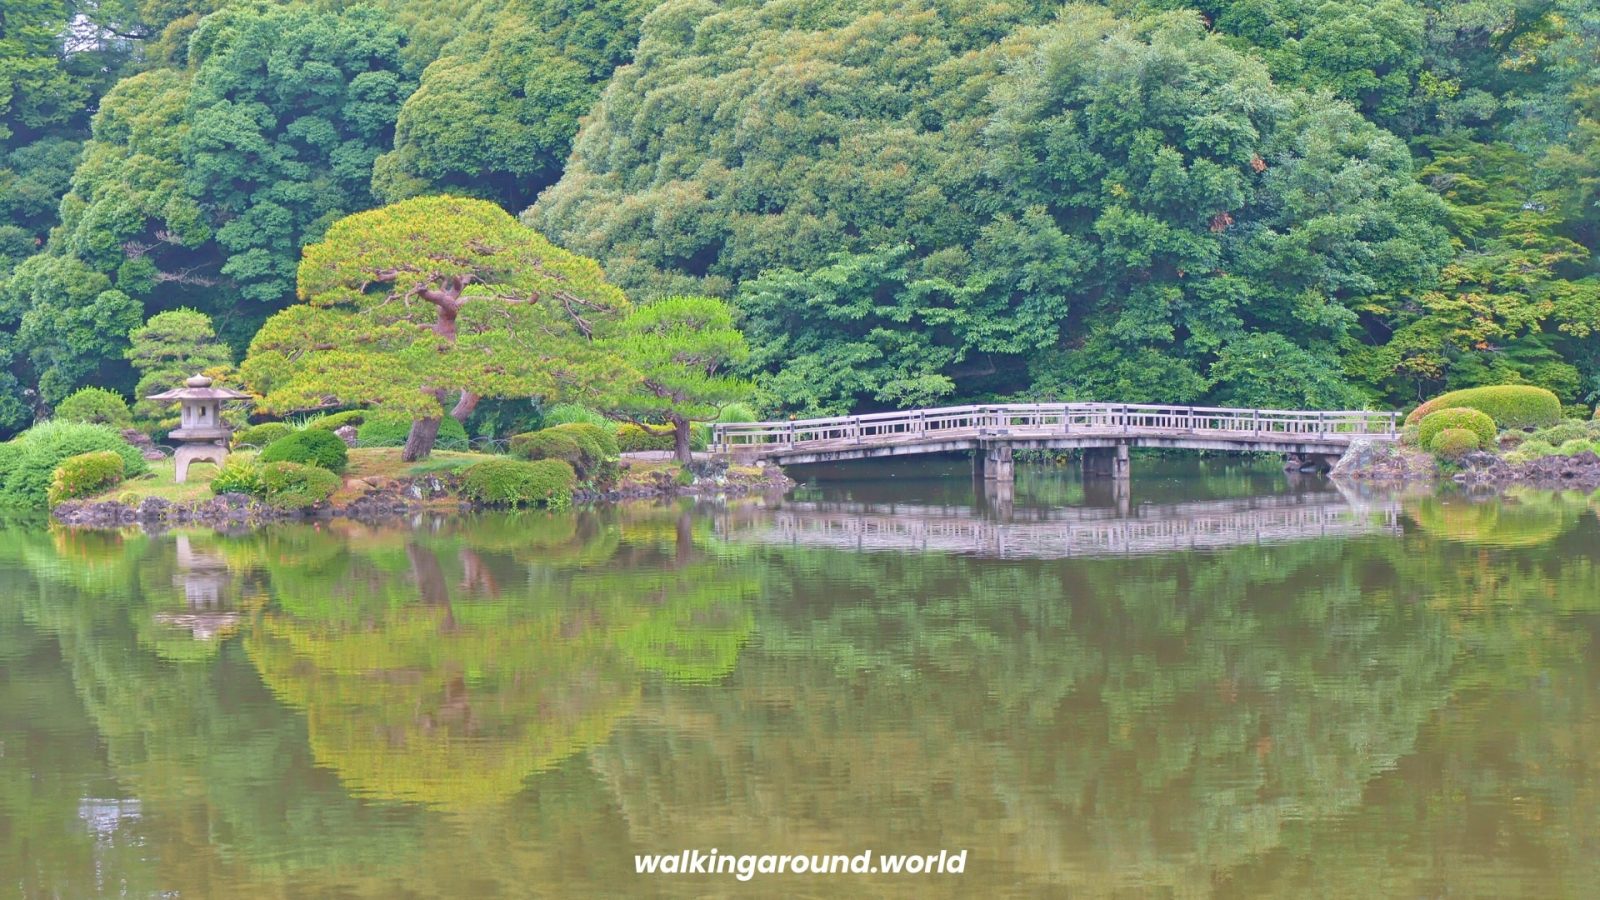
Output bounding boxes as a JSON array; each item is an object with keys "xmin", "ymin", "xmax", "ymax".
[{"xmin": 3, "ymin": 0, "xmax": 1600, "ymax": 440}]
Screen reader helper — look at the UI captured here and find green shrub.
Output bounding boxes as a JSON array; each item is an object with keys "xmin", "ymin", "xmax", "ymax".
[
  {"xmin": 210, "ymin": 455, "xmax": 264, "ymax": 496},
  {"xmin": 552, "ymin": 422, "xmax": 618, "ymax": 459},
  {"xmin": 260, "ymin": 429, "xmax": 349, "ymax": 472},
  {"xmin": 460, "ymin": 459, "xmax": 576, "ymax": 508},
  {"xmin": 47, "ymin": 451, "xmax": 126, "ymax": 505},
  {"xmin": 716, "ymin": 402, "xmax": 758, "ymax": 423},
  {"xmin": 1405, "ymin": 385, "xmax": 1562, "ymax": 429},
  {"xmin": 1562, "ymin": 403, "xmax": 1592, "ymax": 421},
  {"xmin": 512, "ymin": 423, "xmax": 617, "ymax": 484},
  {"xmin": 232, "ymin": 422, "xmax": 294, "ymax": 449},
  {"xmin": 616, "ymin": 422, "xmax": 675, "ymax": 452},
  {"xmin": 1498, "ymin": 430, "xmax": 1526, "ymax": 450},
  {"xmin": 541, "ymin": 403, "xmax": 606, "ymax": 428},
  {"xmin": 1556, "ymin": 439, "xmax": 1597, "ymax": 457},
  {"xmin": 304, "ymin": 410, "xmax": 365, "ymax": 431},
  {"xmin": 691, "ymin": 421, "xmax": 710, "ymax": 451},
  {"xmin": 1515, "ymin": 439, "xmax": 1557, "ymax": 458},
  {"xmin": 1429, "ymin": 428, "xmax": 1481, "ymax": 460},
  {"xmin": 258, "ymin": 461, "xmax": 341, "ymax": 510},
  {"xmin": 54, "ymin": 387, "xmax": 133, "ymax": 427},
  {"xmin": 1419, "ymin": 407, "xmax": 1495, "ymax": 451},
  {"xmin": 0, "ymin": 422, "xmax": 149, "ymax": 509},
  {"xmin": 1399, "ymin": 423, "xmax": 1421, "ymax": 447},
  {"xmin": 355, "ymin": 412, "xmax": 470, "ymax": 449},
  {"xmin": 510, "ymin": 428, "xmax": 583, "ymax": 463},
  {"xmin": 1529, "ymin": 421, "xmax": 1589, "ymax": 446}
]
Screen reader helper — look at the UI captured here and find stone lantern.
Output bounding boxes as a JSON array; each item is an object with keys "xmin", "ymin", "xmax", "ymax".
[{"xmin": 147, "ymin": 374, "xmax": 252, "ymax": 483}]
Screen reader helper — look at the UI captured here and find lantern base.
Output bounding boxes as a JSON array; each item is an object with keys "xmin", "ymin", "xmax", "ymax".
[{"xmin": 174, "ymin": 443, "xmax": 229, "ymax": 484}]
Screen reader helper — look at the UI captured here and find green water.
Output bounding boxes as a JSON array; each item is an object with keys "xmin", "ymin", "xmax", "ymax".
[{"xmin": 4, "ymin": 460, "xmax": 1600, "ymax": 897}]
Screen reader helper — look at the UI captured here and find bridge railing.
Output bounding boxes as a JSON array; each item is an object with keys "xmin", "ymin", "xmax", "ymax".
[{"xmin": 711, "ymin": 402, "xmax": 1397, "ymax": 451}]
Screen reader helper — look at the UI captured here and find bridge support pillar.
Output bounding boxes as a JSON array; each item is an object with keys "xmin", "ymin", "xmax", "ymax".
[
  {"xmin": 1082, "ymin": 444, "xmax": 1131, "ymax": 480},
  {"xmin": 973, "ymin": 444, "xmax": 1014, "ymax": 484}
]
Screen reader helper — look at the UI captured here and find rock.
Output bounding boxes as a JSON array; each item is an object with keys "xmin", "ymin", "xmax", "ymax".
[
  {"xmin": 334, "ymin": 424, "xmax": 359, "ymax": 447},
  {"xmin": 122, "ymin": 428, "xmax": 166, "ymax": 460},
  {"xmin": 1330, "ymin": 439, "xmax": 1436, "ymax": 482}
]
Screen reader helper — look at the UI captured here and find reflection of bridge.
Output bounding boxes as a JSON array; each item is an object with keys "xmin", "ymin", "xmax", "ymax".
[
  {"xmin": 712, "ymin": 403, "xmax": 1398, "ymax": 483},
  {"xmin": 717, "ymin": 494, "xmax": 1401, "ymax": 559}
]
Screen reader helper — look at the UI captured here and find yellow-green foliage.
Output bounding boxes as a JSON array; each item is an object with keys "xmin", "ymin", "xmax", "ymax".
[
  {"xmin": 616, "ymin": 422, "xmax": 675, "ymax": 452},
  {"xmin": 210, "ymin": 455, "xmax": 264, "ymax": 496},
  {"xmin": 259, "ymin": 461, "xmax": 341, "ymax": 510},
  {"xmin": 1429, "ymin": 428, "xmax": 1481, "ymax": 460},
  {"xmin": 1405, "ymin": 385, "xmax": 1562, "ymax": 429},
  {"xmin": 47, "ymin": 451, "xmax": 126, "ymax": 505},
  {"xmin": 303, "ymin": 410, "xmax": 365, "ymax": 431},
  {"xmin": 1556, "ymin": 439, "xmax": 1597, "ymax": 457},
  {"xmin": 1419, "ymin": 407, "xmax": 1495, "ymax": 451},
  {"xmin": 1529, "ymin": 421, "xmax": 1589, "ymax": 446},
  {"xmin": 460, "ymin": 458, "xmax": 576, "ymax": 507},
  {"xmin": 232, "ymin": 422, "xmax": 294, "ymax": 449},
  {"xmin": 1399, "ymin": 423, "xmax": 1421, "ymax": 447}
]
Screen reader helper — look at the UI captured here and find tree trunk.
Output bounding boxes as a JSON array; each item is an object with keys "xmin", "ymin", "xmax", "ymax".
[
  {"xmin": 673, "ymin": 416, "xmax": 692, "ymax": 465},
  {"xmin": 403, "ymin": 416, "xmax": 443, "ymax": 461},
  {"xmin": 450, "ymin": 390, "xmax": 479, "ymax": 423}
]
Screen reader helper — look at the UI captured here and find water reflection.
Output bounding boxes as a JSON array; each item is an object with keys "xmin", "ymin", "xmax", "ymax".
[{"xmin": 1, "ymin": 474, "xmax": 1599, "ymax": 896}]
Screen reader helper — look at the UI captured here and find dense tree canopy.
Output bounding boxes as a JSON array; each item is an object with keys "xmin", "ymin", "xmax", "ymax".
[{"xmin": 2, "ymin": 0, "xmax": 1600, "ymax": 436}]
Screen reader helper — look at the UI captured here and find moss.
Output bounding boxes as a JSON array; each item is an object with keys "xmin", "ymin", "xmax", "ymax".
[
  {"xmin": 1419, "ymin": 407, "xmax": 1495, "ymax": 451},
  {"xmin": 460, "ymin": 458, "xmax": 576, "ymax": 507},
  {"xmin": 48, "ymin": 451, "xmax": 127, "ymax": 505},
  {"xmin": 260, "ymin": 429, "xmax": 349, "ymax": 472},
  {"xmin": 1405, "ymin": 385, "xmax": 1562, "ymax": 429},
  {"xmin": 1429, "ymin": 428, "xmax": 1481, "ymax": 460}
]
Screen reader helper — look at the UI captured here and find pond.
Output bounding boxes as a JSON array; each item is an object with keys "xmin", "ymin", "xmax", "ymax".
[{"xmin": 3, "ymin": 459, "xmax": 1599, "ymax": 897}]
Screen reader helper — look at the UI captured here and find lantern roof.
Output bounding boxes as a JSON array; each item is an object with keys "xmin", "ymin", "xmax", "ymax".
[{"xmin": 147, "ymin": 374, "xmax": 252, "ymax": 402}]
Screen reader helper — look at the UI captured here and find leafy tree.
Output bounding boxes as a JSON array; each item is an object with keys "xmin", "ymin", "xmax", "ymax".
[
  {"xmin": 124, "ymin": 308, "xmax": 233, "ymax": 425},
  {"xmin": 372, "ymin": 0, "xmax": 653, "ymax": 210},
  {"xmin": 241, "ymin": 196, "xmax": 630, "ymax": 460},
  {"xmin": 605, "ymin": 296, "xmax": 751, "ymax": 462}
]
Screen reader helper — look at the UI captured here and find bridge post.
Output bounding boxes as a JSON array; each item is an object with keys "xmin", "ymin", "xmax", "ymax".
[
  {"xmin": 1082, "ymin": 443, "xmax": 1130, "ymax": 481},
  {"xmin": 977, "ymin": 444, "xmax": 1014, "ymax": 484}
]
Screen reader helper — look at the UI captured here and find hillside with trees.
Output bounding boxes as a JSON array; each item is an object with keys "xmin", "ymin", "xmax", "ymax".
[{"xmin": 3, "ymin": 0, "xmax": 1599, "ymax": 438}]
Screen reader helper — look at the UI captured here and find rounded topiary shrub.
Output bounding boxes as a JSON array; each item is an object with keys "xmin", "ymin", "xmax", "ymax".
[
  {"xmin": 1529, "ymin": 421, "xmax": 1588, "ymax": 446},
  {"xmin": 540, "ymin": 403, "xmax": 606, "ymax": 428},
  {"xmin": 1405, "ymin": 385, "xmax": 1562, "ymax": 429},
  {"xmin": 0, "ymin": 422, "xmax": 149, "ymax": 509},
  {"xmin": 258, "ymin": 461, "xmax": 341, "ymax": 510},
  {"xmin": 260, "ymin": 429, "xmax": 349, "ymax": 472},
  {"xmin": 54, "ymin": 387, "xmax": 133, "ymax": 427},
  {"xmin": 510, "ymin": 428, "xmax": 583, "ymax": 464},
  {"xmin": 1419, "ymin": 407, "xmax": 1496, "ymax": 452},
  {"xmin": 1430, "ymin": 428, "xmax": 1481, "ymax": 460},
  {"xmin": 232, "ymin": 421, "xmax": 294, "ymax": 449},
  {"xmin": 616, "ymin": 423, "xmax": 675, "ymax": 452},
  {"xmin": 210, "ymin": 454, "xmax": 264, "ymax": 496},
  {"xmin": 355, "ymin": 412, "xmax": 469, "ymax": 449},
  {"xmin": 47, "ymin": 451, "xmax": 127, "ymax": 505},
  {"xmin": 551, "ymin": 422, "xmax": 618, "ymax": 460},
  {"xmin": 460, "ymin": 459, "xmax": 576, "ymax": 508}
]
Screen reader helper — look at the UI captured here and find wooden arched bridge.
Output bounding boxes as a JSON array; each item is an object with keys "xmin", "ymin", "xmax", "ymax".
[{"xmin": 710, "ymin": 403, "xmax": 1399, "ymax": 483}]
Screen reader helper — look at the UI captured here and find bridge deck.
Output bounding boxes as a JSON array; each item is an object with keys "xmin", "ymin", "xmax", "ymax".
[{"xmin": 712, "ymin": 402, "xmax": 1397, "ymax": 465}]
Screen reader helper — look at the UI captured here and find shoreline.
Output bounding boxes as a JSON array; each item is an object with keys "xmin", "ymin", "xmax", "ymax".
[
  {"xmin": 1329, "ymin": 438, "xmax": 1600, "ymax": 493},
  {"xmin": 51, "ymin": 462, "xmax": 794, "ymax": 530}
]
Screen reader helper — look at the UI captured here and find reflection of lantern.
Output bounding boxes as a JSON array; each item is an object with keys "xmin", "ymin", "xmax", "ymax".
[
  {"xmin": 152, "ymin": 534, "xmax": 241, "ymax": 641},
  {"xmin": 146, "ymin": 374, "xmax": 252, "ymax": 483}
]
